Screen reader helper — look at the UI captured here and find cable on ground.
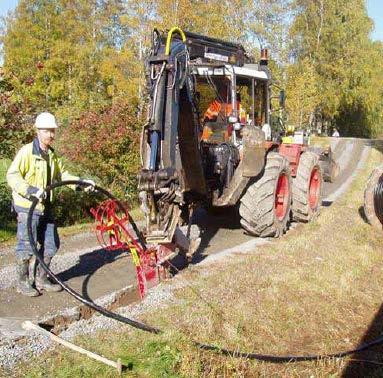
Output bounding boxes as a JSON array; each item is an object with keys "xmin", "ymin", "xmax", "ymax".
[{"xmin": 27, "ymin": 180, "xmax": 383, "ymax": 363}]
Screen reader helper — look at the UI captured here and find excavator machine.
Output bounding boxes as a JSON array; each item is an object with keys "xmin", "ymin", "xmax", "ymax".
[{"xmin": 138, "ymin": 27, "xmax": 331, "ymax": 255}]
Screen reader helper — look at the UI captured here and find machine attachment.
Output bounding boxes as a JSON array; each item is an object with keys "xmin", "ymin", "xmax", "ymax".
[{"xmin": 90, "ymin": 200, "xmax": 176, "ymax": 298}]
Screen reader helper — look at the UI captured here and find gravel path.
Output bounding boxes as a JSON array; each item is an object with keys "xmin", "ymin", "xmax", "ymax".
[{"xmin": 0, "ymin": 251, "xmax": 86, "ymax": 290}]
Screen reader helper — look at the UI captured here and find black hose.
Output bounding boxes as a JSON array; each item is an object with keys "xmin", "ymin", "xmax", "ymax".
[
  {"xmin": 374, "ymin": 173, "xmax": 383, "ymax": 226},
  {"xmin": 27, "ymin": 180, "xmax": 159, "ymax": 334},
  {"xmin": 27, "ymin": 180, "xmax": 383, "ymax": 362},
  {"xmin": 196, "ymin": 335, "xmax": 383, "ymax": 362}
]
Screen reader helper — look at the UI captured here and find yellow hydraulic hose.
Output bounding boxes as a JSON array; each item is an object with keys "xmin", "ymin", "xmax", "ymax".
[{"xmin": 165, "ymin": 27, "xmax": 186, "ymax": 55}]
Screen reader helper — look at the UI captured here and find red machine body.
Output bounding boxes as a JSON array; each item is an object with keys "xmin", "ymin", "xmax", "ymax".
[
  {"xmin": 264, "ymin": 141, "xmax": 304, "ymax": 178},
  {"xmin": 278, "ymin": 144, "xmax": 303, "ymax": 177}
]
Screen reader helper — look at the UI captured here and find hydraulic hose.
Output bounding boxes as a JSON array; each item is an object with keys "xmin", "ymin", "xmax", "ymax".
[
  {"xmin": 165, "ymin": 26, "xmax": 186, "ymax": 55},
  {"xmin": 27, "ymin": 180, "xmax": 383, "ymax": 362},
  {"xmin": 373, "ymin": 173, "xmax": 383, "ymax": 226},
  {"xmin": 27, "ymin": 180, "xmax": 158, "ymax": 334}
]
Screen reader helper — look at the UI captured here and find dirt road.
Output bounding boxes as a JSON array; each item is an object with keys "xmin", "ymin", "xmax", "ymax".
[{"xmin": 0, "ymin": 137, "xmax": 370, "ymax": 339}]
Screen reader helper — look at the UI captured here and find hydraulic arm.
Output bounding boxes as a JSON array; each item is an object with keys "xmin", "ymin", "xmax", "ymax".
[{"xmin": 138, "ymin": 28, "xmax": 206, "ymax": 244}]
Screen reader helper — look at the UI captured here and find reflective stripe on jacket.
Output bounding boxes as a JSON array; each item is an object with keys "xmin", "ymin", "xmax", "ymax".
[{"xmin": 6, "ymin": 138, "xmax": 79, "ymax": 212}]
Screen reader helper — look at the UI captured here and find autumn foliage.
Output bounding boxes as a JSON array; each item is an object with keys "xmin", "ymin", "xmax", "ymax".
[
  {"xmin": 59, "ymin": 101, "xmax": 141, "ymax": 200},
  {"xmin": 1, "ymin": 0, "xmax": 383, "ymax": 185}
]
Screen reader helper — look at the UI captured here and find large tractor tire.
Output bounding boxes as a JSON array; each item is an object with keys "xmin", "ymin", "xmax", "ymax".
[
  {"xmin": 292, "ymin": 151, "xmax": 323, "ymax": 222},
  {"xmin": 364, "ymin": 163, "xmax": 383, "ymax": 230},
  {"xmin": 239, "ymin": 152, "xmax": 292, "ymax": 237}
]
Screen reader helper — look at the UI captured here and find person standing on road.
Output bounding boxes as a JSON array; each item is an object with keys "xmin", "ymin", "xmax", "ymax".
[{"xmin": 6, "ymin": 112, "xmax": 95, "ymax": 297}]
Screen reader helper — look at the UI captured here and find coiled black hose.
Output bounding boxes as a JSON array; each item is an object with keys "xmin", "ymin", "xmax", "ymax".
[
  {"xmin": 374, "ymin": 173, "xmax": 383, "ymax": 226},
  {"xmin": 27, "ymin": 180, "xmax": 383, "ymax": 362}
]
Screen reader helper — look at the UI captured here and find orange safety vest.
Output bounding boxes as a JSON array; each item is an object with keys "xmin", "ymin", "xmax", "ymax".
[
  {"xmin": 204, "ymin": 100, "xmax": 246, "ymax": 123},
  {"xmin": 204, "ymin": 100, "xmax": 234, "ymax": 121}
]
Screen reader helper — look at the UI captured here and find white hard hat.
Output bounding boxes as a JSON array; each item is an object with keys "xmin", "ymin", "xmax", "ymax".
[{"xmin": 35, "ymin": 112, "xmax": 58, "ymax": 129}]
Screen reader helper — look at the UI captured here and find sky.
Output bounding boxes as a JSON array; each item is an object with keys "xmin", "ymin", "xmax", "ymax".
[
  {"xmin": 0, "ymin": 0, "xmax": 382, "ymax": 40},
  {"xmin": 367, "ymin": 0, "xmax": 383, "ymax": 40},
  {"xmin": 0, "ymin": 0, "xmax": 18, "ymax": 20}
]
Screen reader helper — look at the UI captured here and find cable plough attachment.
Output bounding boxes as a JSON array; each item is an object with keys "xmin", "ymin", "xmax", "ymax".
[{"xmin": 90, "ymin": 200, "xmax": 175, "ymax": 298}]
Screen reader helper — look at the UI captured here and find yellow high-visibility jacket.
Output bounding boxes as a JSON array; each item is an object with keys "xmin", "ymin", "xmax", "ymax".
[{"xmin": 6, "ymin": 138, "xmax": 78, "ymax": 212}]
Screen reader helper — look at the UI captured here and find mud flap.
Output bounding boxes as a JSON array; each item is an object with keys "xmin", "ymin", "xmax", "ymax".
[{"xmin": 242, "ymin": 126, "xmax": 266, "ymax": 177}]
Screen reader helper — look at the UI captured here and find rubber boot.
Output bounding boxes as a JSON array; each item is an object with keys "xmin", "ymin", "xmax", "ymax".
[
  {"xmin": 35, "ymin": 256, "xmax": 62, "ymax": 293},
  {"xmin": 16, "ymin": 260, "xmax": 39, "ymax": 297}
]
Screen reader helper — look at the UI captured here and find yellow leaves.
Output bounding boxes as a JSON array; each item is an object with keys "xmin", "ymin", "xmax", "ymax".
[
  {"xmin": 286, "ymin": 58, "xmax": 319, "ymax": 128},
  {"xmin": 3, "ymin": 0, "xmax": 383, "ymax": 138},
  {"xmin": 289, "ymin": 0, "xmax": 383, "ymax": 136}
]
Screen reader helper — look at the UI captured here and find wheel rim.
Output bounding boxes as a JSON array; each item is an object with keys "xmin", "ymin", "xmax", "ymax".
[
  {"xmin": 309, "ymin": 168, "xmax": 321, "ymax": 209},
  {"xmin": 275, "ymin": 173, "xmax": 290, "ymax": 220}
]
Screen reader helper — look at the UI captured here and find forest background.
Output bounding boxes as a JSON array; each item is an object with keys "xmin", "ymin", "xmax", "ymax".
[{"xmin": 0, "ymin": 0, "xmax": 383, "ymax": 210}]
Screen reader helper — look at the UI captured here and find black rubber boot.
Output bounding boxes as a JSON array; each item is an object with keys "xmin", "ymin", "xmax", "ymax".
[
  {"xmin": 16, "ymin": 260, "xmax": 39, "ymax": 297},
  {"xmin": 35, "ymin": 256, "xmax": 62, "ymax": 293}
]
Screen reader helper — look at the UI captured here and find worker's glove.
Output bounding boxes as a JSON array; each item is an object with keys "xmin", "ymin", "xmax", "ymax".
[
  {"xmin": 28, "ymin": 187, "xmax": 47, "ymax": 202},
  {"xmin": 80, "ymin": 179, "xmax": 96, "ymax": 193}
]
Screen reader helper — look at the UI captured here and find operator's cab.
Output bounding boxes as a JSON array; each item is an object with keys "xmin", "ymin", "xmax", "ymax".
[{"xmin": 193, "ymin": 64, "xmax": 271, "ymax": 151}]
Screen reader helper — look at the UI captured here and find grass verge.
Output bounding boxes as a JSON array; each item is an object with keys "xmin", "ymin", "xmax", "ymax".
[
  {"xmin": 0, "ymin": 222, "xmax": 17, "ymax": 244},
  {"xmin": 311, "ymin": 135, "xmax": 333, "ymax": 149},
  {"xmin": 12, "ymin": 143, "xmax": 383, "ymax": 377}
]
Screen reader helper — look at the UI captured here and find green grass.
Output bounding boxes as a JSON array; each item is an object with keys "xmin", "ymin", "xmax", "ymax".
[
  {"xmin": 310, "ymin": 135, "xmax": 332, "ymax": 148},
  {"xmin": 0, "ymin": 222, "xmax": 17, "ymax": 244},
  {"xmin": 14, "ymin": 144, "xmax": 383, "ymax": 377}
]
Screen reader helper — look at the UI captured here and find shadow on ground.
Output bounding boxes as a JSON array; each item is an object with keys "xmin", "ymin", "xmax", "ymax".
[
  {"xmin": 358, "ymin": 205, "xmax": 370, "ymax": 224},
  {"xmin": 55, "ymin": 247, "xmax": 127, "ymax": 300},
  {"xmin": 52, "ymin": 206, "xmax": 243, "ymax": 303},
  {"xmin": 342, "ymin": 303, "xmax": 383, "ymax": 377},
  {"xmin": 190, "ymin": 206, "xmax": 242, "ymax": 265}
]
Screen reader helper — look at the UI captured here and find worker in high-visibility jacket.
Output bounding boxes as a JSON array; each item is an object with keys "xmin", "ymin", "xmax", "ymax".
[{"xmin": 6, "ymin": 112, "xmax": 95, "ymax": 297}]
